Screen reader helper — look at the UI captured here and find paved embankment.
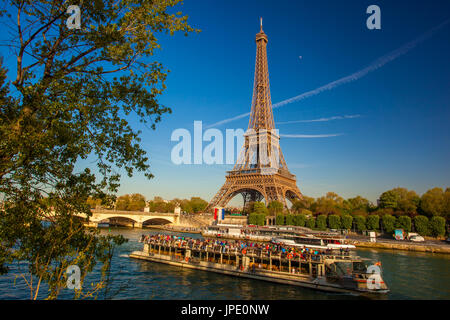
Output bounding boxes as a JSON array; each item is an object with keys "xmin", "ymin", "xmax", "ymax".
[
  {"xmin": 349, "ymin": 240, "xmax": 450, "ymax": 254},
  {"xmin": 144, "ymin": 225, "xmax": 201, "ymax": 234}
]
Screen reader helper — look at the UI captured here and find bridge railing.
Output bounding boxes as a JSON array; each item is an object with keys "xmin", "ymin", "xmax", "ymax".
[{"xmin": 91, "ymin": 209, "xmax": 178, "ymax": 216}]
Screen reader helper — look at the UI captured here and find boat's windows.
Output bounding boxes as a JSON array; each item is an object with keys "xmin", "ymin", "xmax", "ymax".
[{"xmin": 353, "ymin": 262, "xmax": 367, "ymax": 272}]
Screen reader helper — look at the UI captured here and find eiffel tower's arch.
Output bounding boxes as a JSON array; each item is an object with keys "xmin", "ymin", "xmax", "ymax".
[
  {"xmin": 219, "ymin": 187, "xmax": 266, "ymax": 208},
  {"xmin": 284, "ymin": 189, "xmax": 303, "ymax": 205}
]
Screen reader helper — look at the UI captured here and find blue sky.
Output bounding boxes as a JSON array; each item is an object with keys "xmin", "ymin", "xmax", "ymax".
[{"xmin": 2, "ymin": 0, "xmax": 450, "ymax": 205}]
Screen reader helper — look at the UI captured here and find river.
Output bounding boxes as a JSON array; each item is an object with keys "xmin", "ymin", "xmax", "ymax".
[{"xmin": 1, "ymin": 227, "xmax": 449, "ymax": 300}]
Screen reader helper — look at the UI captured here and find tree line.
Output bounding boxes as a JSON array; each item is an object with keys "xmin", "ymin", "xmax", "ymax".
[
  {"xmin": 89, "ymin": 194, "xmax": 209, "ymax": 214},
  {"xmin": 247, "ymin": 187, "xmax": 449, "ymax": 237},
  {"xmin": 289, "ymin": 187, "xmax": 450, "ymax": 219}
]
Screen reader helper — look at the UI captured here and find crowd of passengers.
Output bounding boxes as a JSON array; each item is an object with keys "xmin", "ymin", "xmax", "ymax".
[{"xmin": 139, "ymin": 234, "xmax": 350, "ymax": 261}]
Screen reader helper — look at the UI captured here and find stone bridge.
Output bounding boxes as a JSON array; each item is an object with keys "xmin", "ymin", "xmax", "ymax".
[{"xmin": 77, "ymin": 209, "xmax": 180, "ymax": 228}]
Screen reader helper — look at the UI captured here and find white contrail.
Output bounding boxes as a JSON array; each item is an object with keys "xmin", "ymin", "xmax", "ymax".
[
  {"xmin": 280, "ymin": 133, "xmax": 343, "ymax": 138},
  {"xmin": 205, "ymin": 112, "xmax": 249, "ymax": 128},
  {"xmin": 277, "ymin": 114, "xmax": 361, "ymax": 125},
  {"xmin": 206, "ymin": 19, "xmax": 450, "ymax": 129}
]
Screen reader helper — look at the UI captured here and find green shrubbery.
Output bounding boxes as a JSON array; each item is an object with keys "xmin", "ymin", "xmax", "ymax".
[
  {"xmin": 355, "ymin": 215, "xmax": 367, "ymax": 232},
  {"xmin": 328, "ymin": 215, "xmax": 341, "ymax": 229},
  {"xmin": 382, "ymin": 214, "xmax": 396, "ymax": 234},
  {"xmin": 248, "ymin": 213, "xmax": 266, "ymax": 226},
  {"xmin": 430, "ymin": 216, "xmax": 446, "ymax": 237},
  {"xmin": 366, "ymin": 215, "xmax": 380, "ymax": 231},
  {"xmin": 250, "ymin": 203, "xmax": 447, "ymax": 238},
  {"xmin": 396, "ymin": 216, "xmax": 412, "ymax": 232},
  {"xmin": 285, "ymin": 214, "xmax": 295, "ymax": 226},
  {"xmin": 341, "ymin": 215, "xmax": 353, "ymax": 230},
  {"xmin": 248, "ymin": 213, "xmax": 257, "ymax": 225},
  {"xmin": 276, "ymin": 214, "xmax": 285, "ymax": 225},
  {"xmin": 413, "ymin": 215, "xmax": 430, "ymax": 236},
  {"xmin": 316, "ymin": 215, "xmax": 327, "ymax": 230},
  {"xmin": 294, "ymin": 214, "xmax": 307, "ymax": 227},
  {"xmin": 306, "ymin": 217, "xmax": 316, "ymax": 229}
]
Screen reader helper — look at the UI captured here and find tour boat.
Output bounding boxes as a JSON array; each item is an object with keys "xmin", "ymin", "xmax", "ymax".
[
  {"xmin": 130, "ymin": 235, "xmax": 389, "ymax": 296},
  {"xmin": 202, "ymin": 224, "xmax": 272, "ymax": 242},
  {"xmin": 271, "ymin": 234, "xmax": 356, "ymax": 251},
  {"xmin": 202, "ymin": 225, "xmax": 355, "ymax": 251}
]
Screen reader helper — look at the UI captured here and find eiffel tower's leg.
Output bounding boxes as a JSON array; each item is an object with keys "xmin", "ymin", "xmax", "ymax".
[
  {"xmin": 205, "ymin": 181, "xmax": 232, "ymax": 212},
  {"xmin": 264, "ymin": 186, "xmax": 284, "ymax": 205},
  {"xmin": 279, "ymin": 188, "xmax": 288, "ymax": 208},
  {"xmin": 243, "ymin": 190, "xmax": 265, "ymax": 209},
  {"xmin": 284, "ymin": 188, "xmax": 303, "ymax": 205}
]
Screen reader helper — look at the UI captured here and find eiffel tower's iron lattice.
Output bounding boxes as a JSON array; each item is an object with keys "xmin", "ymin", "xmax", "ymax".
[{"xmin": 206, "ymin": 20, "xmax": 302, "ymax": 211}]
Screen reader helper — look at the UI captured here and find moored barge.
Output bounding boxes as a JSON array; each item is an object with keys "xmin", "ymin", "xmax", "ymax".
[{"xmin": 130, "ymin": 234, "xmax": 389, "ymax": 295}]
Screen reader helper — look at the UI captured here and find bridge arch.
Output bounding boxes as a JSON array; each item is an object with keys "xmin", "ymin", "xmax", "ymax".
[
  {"xmin": 97, "ymin": 215, "xmax": 139, "ymax": 227},
  {"xmin": 142, "ymin": 217, "xmax": 173, "ymax": 226}
]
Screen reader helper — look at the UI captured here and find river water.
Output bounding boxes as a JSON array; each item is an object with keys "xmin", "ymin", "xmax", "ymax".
[{"xmin": 1, "ymin": 228, "xmax": 449, "ymax": 300}]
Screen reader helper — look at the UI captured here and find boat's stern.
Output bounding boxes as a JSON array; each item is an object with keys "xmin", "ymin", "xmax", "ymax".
[{"xmin": 352, "ymin": 262, "xmax": 389, "ymax": 294}]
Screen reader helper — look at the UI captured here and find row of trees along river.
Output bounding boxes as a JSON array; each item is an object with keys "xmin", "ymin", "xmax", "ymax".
[
  {"xmin": 248, "ymin": 187, "xmax": 449, "ymax": 237},
  {"xmin": 88, "ymin": 186, "xmax": 449, "ymax": 237}
]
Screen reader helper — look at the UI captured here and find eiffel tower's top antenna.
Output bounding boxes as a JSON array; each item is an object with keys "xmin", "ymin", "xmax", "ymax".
[{"xmin": 250, "ymin": 17, "xmax": 272, "ymax": 130}]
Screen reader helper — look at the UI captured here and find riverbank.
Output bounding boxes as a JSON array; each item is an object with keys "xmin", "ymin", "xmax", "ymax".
[
  {"xmin": 144, "ymin": 225, "xmax": 201, "ymax": 234},
  {"xmin": 349, "ymin": 239, "xmax": 450, "ymax": 254}
]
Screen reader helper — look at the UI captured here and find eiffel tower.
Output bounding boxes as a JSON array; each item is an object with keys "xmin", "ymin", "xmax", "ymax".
[{"xmin": 206, "ymin": 19, "xmax": 302, "ymax": 211}]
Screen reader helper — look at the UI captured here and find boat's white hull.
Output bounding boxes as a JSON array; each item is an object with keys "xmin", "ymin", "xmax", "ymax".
[{"xmin": 129, "ymin": 250, "xmax": 387, "ymax": 295}]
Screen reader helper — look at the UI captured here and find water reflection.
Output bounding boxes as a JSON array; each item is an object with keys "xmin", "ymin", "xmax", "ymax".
[{"xmin": 0, "ymin": 227, "xmax": 449, "ymax": 300}]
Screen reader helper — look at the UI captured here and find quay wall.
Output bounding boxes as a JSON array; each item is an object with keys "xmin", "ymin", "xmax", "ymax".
[
  {"xmin": 179, "ymin": 215, "xmax": 214, "ymax": 227},
  {"xmin": 350, "ymin": 240, "xmax": 450, "ymax": 254}
]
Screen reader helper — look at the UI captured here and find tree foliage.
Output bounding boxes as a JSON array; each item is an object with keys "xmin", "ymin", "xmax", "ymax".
[
  {"xmin": 0, "ymin": 0, "xmax": 197, "ymax": 299},
  {"xmin": 267, "ymin": 200, "xmax": 283, "ymax": 215},
  {"xmin": 316, "ymin": 215, "xmax": 327, "ymax": 230},
  {"xmin": 341, "ymin": 215, "xmax": 353, "ymax": 230},
  {"xmin": 366, "ymin": 215, "xmax": 380, "ymax": 231},
  {"xmin": 413, "ymin": 215, "xmax": 430, "ymax": 236},
  {"xmin": 381, "ymin": 214, "xmax": 396, "ymax": 234},
  {"xmin": 305, "ymin": 217, "xmax": 316, "ymax": 229},
  {"xmin": 420, "ymin": 188, "xmax": 446, "ymax": 218},
  {"xmin": 116, "ymin": 193, "xmax": 146, "ymax": 211},
  {"xmin": 396, "ymin": 216, "xmax": 412, "ymax": 233},
  {"xmin": 291, "ymin": 196, "xmax": 314, "ymax": 213},
  {"xmin": 188, "ymin": 197, "xmax": 208, "ymax": 213},
  {"xmin": 285, "ymin": 214, "xmax": 295, "ymax": 226},
  {"xmin": 292, "ymin": 187, "xmax": 449, "ymax": 222},
  {"xmin": 276, "ymin": 214, "xmax": 285, "ymax": 226},
  {"xmin": 429, "ymin": 216, "xmax": 446, "ymax": 237},
  {"xmin": 250, "ymin": 202, "xmax": 268, "ymax": 225},
  {"xmin": 327, "ymin": 214, "xmax": 341, "ymax": 230},
  {"xmin": 248, "ymin": 213, "xmax": 265, "ymax": 226},
  {"xmin": 355, "ymin": 216, "xmax": 366, "ymax": 232},
  {"xmin": 313, "ymin": 192, "xmax": 344, "ymax": 215},
  {"xmin": 378, "ymin": 188, "xmax": 420, "ymax": 215},
  {"xmin": 343, "ymin": 196, "xmax": 370, "ymax": 214},
  {"xmin": 253, "ymin": 202, "xmax": 269, "ymax": 215},
  {"xmin": 294, "ymin": 214, "xmax": 307, "ymax": 227}
]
